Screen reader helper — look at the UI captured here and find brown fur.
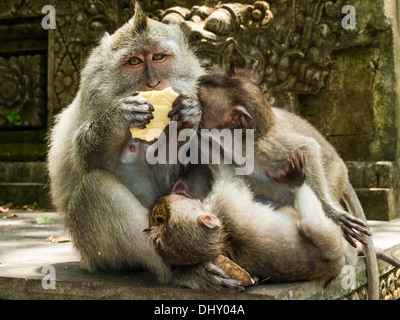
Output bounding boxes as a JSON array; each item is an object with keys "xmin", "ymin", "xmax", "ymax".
[
  {"xmin": 197, "ymin": 68, "xmax": 379, "ymax": 298},
  {"xmin": 148, "ymin": 151, "xmax": 356, "ymax": 283},
  {"xmin": 198, "ymin": 68, "xmax": 371, "ymax": 246}
]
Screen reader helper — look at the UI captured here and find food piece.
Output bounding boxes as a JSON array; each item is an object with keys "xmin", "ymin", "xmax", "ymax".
[
  {"xmin": 213, "ymin": 254, "xmax": 255, "ymax": 287},
  {"xmin": 130, "ymin": 87, "xmax": 179, "ymax": 141},
  {"xmin": 46, "ymin": 235, "xmax": 71, "ymax": 243}
]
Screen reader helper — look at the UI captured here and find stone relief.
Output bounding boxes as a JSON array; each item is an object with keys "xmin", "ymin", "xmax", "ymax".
[
  {"xmin": 141, "ymin": 0, "xmax": 387, "ymax": 114},
  {"xmin": 0, "ymin": 54, "xmax": 46, "ymax": 128},
  {"xmin": 1, "ymin": 0, "xmax": 387, "ymax": 124}
]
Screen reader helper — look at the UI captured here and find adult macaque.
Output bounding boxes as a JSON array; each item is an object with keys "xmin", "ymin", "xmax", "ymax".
[
  {"xmin": 196, "ymin": 67, "xmax": 379, "ymax": 298},
  {"xmin": 147, "ymin": 150, "xmax": 357, "ymax": 284},
  {"xmin": 47, "ymin": 4, "xmax": 241, "ymax": 290}
]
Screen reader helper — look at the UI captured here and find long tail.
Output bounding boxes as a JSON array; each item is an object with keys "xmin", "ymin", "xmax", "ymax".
[
  {"xmin": 376, "ymin": 248, "xmax": 400, "ymax": 268},
  {"xmin": 343, "ymin": 181, "xmax": 379, "ymax": 300}
]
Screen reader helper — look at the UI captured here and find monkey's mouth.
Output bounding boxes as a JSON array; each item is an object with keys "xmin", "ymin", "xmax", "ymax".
[{"xmin": 143, "ymin": 226, "xmax": 164, "ymax": 249}]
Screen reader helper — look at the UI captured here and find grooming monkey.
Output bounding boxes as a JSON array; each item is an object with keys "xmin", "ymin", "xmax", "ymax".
[
  {"xmin": 197, "ymin": 67, "xmax": 380, "ymax": 298},
  {"xmin": 147, "ymin": 150, "xmax": 358, "ymax": 284},
  {"xmin": 47, "ymin": 4, "xmax": 242, "ymax": 290}
]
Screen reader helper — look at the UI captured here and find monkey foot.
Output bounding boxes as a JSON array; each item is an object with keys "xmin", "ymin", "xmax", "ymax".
[{"xmin": 266, "ymin": 149, "xmax": 306, "ymax": 187}]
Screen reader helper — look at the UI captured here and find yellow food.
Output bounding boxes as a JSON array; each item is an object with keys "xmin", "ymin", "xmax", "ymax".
[
  {"xmin": 129, "ymin": 87, "xmax": 179, "ymax": 141},
  {"xmin": 213, "ymin": 254, "xmax": 255, "ymax": 287}
]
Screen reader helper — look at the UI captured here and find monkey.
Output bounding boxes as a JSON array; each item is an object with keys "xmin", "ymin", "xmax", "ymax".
[
  {"xmin": 47, "ymin": 3, "xmax": 242, "ymax": 291},
  {"xmin": 146, "ymin": 150, "xmax": 358, "ymax": 284},
  {"xmin": 196, "ymin": 67, "xmax": 380, "ymax": 298}
]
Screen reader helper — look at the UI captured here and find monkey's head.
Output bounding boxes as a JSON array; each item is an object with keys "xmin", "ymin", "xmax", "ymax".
[
  {"xmin": 79, "ymin": 3, "xmax": 204, "ymax": 113},
  {"xmin": 145, "ymin": 193, "xmax": 224, "ymax": 267},
  {"xmin": 198, "ymin": 67, "xmax": 275, "ymax": 138}
]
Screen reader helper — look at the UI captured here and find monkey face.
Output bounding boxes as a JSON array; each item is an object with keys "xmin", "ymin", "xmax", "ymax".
[{"xmin": 146, "ymin": 194, "xmax": 223, "ymax": 267}]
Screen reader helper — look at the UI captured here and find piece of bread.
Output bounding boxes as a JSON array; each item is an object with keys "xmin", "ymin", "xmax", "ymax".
[
  {"xmin": 213, "ymin": 255, "xmax": 255, "ymax": 287},
  {"xmin": 130, "ymin": 87, "xmax": 179, "ymax": 142}
]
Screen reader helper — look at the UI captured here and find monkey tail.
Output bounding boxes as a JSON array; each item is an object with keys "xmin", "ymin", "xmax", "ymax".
[
  {"xmin": 343, "ymin": 181, "xmax": 380, "ymax": 300},
  {"xmin": 375, "ymin": 248, "xmax": 400, "ymax": 268}
]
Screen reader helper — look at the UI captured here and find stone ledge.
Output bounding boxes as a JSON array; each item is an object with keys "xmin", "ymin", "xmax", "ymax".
[
  {"xmin": 0, "ymin": 210, "xmax": 399, "ymax": 300},
  {"xmin": 0, "ymin": 183, "xmax": 51, "ymax": 208}
]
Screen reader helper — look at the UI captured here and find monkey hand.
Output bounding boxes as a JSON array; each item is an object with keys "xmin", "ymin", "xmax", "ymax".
[
  {"xmin": 119, "ymin": 93, "xmax": 155, "ymax": 129},
  {"xmin": 168, "ymin": 95, "xmax": 202, "ymax": 130},
  {"xmin": 171, "ymin": 262, "xmax": 244, "ymax": 292},
  {"xmin": 266, "ymin": 149, "xmax": 306, "ymax": 187}
]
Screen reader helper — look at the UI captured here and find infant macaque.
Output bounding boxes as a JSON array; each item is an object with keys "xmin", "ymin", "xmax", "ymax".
[{"xmin": 146, "ymin": 150, "xmax": 356, "ymax": 284}]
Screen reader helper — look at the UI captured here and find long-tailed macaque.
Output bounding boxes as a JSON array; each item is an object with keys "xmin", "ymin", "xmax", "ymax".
[
  {"xmin": 147, "ymin": 150, "xmax": 357, "ymax": 285},
  {"xmin": 197, "ymin": 67, "xmax": 380, "ymax": 298},
  {"xmin": 47, "ymin": 4, "xmax": 242, "ymax": 290}
]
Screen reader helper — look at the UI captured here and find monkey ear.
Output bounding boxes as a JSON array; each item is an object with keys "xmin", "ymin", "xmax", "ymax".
[
  {"xmin": 223, "ymin": 106, "xmax": 252, "ymax": 130},
  {"xmin": 129, "ymin": 1, "xmax": 148, "ymax": 33},
  {"xmin": 197, "ymin": 214, "xmax": 221, "ymax": 230},
  {"xmin": 171, "ymin": 178, "xmax": 189, "ymax": 194}
]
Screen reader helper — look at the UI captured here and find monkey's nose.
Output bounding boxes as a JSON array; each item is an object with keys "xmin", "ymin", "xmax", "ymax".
[{"xmin": 145, "ymin": 80, "xmax": 161, "ymax": 89}]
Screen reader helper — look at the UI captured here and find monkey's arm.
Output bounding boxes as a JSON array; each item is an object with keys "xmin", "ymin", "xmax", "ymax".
[{"xmin": 73, "ymin": 94, "xmax": 154, "ymax": 169}]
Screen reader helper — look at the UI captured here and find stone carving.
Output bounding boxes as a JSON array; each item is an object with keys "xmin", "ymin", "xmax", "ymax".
[
  {"xmin": 0, "ymin": 0, "xmax": 391, "ymax": 124},
  {"xmin": 0, "ymin": 55, "xmax": 46, "ymax": 128},
  {"xmin": 42, "ymin": 0, "xmax": 389, "ymax": 116},
  {"xmin": 46, "ymin": 0, "xmax": 136, "ymax": 122},
  {"xmin": 138, "ymin": 0, "xmax": 385, "ymax": 114}
]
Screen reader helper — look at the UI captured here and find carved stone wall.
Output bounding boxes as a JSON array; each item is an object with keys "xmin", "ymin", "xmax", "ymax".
[{"xmin": 0, "ymin": 0, "xmax": 399, "ymax": 220}]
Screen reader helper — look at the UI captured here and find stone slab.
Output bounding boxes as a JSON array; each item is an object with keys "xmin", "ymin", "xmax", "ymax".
[{"xmin": 0, "ymin": 210, "xmax": 399, "ymax": 300}]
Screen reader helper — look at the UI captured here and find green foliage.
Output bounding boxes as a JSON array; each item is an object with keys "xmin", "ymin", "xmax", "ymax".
[{"xmin": 6, "ymin": 108, "xmax": 21, "ymax": 126}]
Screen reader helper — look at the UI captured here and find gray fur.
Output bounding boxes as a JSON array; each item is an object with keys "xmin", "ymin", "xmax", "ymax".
[{"xmin": 47, "ymin": 7, "xmax": 237, "ymax": 290}]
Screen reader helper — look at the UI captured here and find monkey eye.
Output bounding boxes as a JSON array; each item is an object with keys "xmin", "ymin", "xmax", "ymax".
[
  {"xmin": 153, "ymin": 53, "xmax": 166, "ymax": 61},
  {"xmin": 128, "ymin": 57, "xmax": 142, "ymax": 66}
]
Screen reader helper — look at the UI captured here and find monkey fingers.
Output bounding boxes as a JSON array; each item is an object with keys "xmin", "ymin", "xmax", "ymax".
[
  {"xmin": 120, "ymin": 94, "xmax": 154, "ymax": 128},
  {"xmin": 168, "ymin": 95, "xmax": 201, "ymax": 129},
  {"xmin": 205, "ymin": 262, "xmax": 245, "ymax": 292}
]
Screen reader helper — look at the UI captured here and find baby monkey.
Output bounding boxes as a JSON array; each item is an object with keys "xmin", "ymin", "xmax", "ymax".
[
  {"xmin": 146, "ymin": 150, "xmax": 356, "ymax": 284},
  {"xmin": 197, "ymin": 66, "xmax": 371, "ymax": 247}
]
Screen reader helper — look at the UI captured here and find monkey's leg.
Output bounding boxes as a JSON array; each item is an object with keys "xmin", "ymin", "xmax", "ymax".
[
  {"xmin": 278, "ymin": 134, "xmax": 370, "ymax": 245},
  {"xmin": 66, "ymin": 169, "xmax": 171, "ymax": 280},
  {"xmin": 294, "ymin": 182, "xmax": 347, "ymax": 260},
  {"xmin": 268, "ymin": 150, "xmax": 346, "ymax": 259}
]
